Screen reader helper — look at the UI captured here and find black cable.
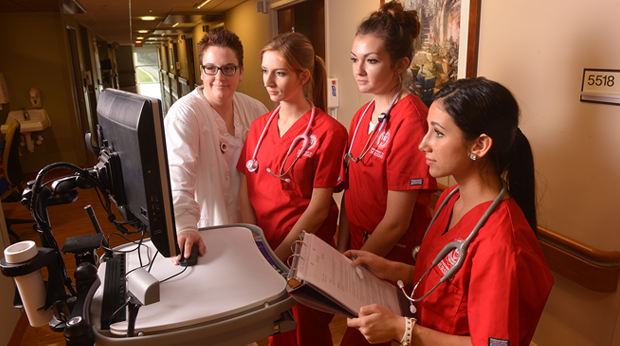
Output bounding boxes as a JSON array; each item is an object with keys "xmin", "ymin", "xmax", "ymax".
[
  {"xmin": 109, "ymin": 298, "xmax": 130, "ymax": 322},
  {"xmin": 147, "ymin": 251, "xmax": 159, "ymax": 273},
  {"xmin": 160, "ymin": 265, "xmax": 188, "ymax": 283},
  {"xmin": 105, "ymin": 232, "xmax": 147, "ymax": 254}
]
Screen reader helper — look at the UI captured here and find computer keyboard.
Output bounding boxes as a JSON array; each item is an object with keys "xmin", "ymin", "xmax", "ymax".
[{"xmin": 100, "ymin": 253, "xmax": 126, "ymax": 330}]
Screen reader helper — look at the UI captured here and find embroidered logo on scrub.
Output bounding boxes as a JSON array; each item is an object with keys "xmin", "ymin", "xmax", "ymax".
[
  {"xmin": 298, "ymin": 135, "xmax": 318, "ymax": 158},
  {"xmin": 370, "ymin": 129, "xmax": 391, "ymax": 159},
  {"xmin": 488, "ymin": 337, "xmax": 509, "ymax": 346},
  {"xmin": 377, "ymin": 129, "xmax": 390, "ymax": 149},
  {"xmin": 436, "ymin": 237, "xmax": 463, "ymax": 280}
]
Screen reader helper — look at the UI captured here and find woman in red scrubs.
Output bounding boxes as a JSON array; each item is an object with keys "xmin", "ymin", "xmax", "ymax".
[
  {"xmin": 345, "ymin": 77, "xmax": 554, "ymax": 346},
  {"xmin": 337, "ymin": 2, "xmax": 437, "ymax": 265},
  {"xmin": 237, "ymin": 32, "xmax": 347, "ymax": 346},
  {"xmin": 337, "ymin": 3, "xmax": 437, "ymax": 345}
]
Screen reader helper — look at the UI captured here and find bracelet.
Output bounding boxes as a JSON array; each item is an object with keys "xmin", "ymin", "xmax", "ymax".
[{"xmin": 400, "ymin": 317, "xmax": 416, "ymax": 346}]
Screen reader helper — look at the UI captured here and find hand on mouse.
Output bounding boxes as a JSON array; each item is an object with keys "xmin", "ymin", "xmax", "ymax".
[
  {"xmin": 172, "ymin": 230, "xmax": 206, "ymax": 265},
  {"xmin": 179, "ymin": 244, "xmax": 199, "ymax": 266}
]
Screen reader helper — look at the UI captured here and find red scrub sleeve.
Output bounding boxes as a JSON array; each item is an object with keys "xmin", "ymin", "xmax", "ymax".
[
  {"xmin": 311, "ymin": 117, "xmax": 348, "ymax": 190},
  {"xmin": 385, "ymin": 115, "xmax": 435, "ymax": 192}
]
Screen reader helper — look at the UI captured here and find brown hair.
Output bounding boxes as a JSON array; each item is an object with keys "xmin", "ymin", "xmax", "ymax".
[
  {"xmin": 197, "ymin": 29, "xmax": 244, "ymax": 66},
  {"xmin": 260, "ymin": 32, "xmax": 327, "ymax": 111},
  {"xmin": 357, "ymin": 1, "xmax": 421, "ymax": 77}
]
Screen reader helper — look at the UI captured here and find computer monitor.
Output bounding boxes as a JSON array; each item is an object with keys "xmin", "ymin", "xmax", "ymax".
[{"xmin": 94, "ymin": 89, "xmax": 179, "ymax": 258}]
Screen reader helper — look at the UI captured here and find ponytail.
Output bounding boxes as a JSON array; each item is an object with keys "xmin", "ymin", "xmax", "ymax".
[
  {"xmin": 261, "ymin": 32, "xmax": 327, "ymax": 111},
  {"xmin": 507, "ymin": 129, "xmax": 537, "ymax": 232},
  {"xmin": 312, "ymin": 55, "xmax": 328, "ymax": 112},
  {"xmin": 435, "ymin": 77, "xmax": 538, "ymax": 232}
]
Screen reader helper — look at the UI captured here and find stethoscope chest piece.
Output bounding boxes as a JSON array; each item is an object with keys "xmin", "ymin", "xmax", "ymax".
[
  {"xmin": 399, "ymin": 181, "xmax": 508, "ymax": 306},
  {"xmin": 246, "ymin": 99, "xmax": 316, "ymax": 180},
  {"xmin": 220, "ymin": 141, "xmax": 228, "ymax": 153},
  {"xmin": 246, "ymin": 159, "xmax": 258, "ymax": 172}
]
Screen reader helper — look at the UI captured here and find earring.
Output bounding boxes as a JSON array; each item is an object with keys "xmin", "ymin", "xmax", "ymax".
[{"xmin": 470, "ymin": 153, "xmax": 477, "ymax": 161}]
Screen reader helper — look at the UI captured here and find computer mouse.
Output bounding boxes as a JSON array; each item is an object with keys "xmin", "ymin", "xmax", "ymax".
[{"xmin": 179, "ymin": 244, "xmax": 199, "ymax": 267}]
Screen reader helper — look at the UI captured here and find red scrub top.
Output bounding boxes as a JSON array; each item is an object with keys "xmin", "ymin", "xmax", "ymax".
[
  {"xmin": 237, "ymin": 106, "xmax": 348, "ymax": 248},
  {"xmin": 344, "ymin": 94, "xmax": 436, "ymax": 264},
  {"xmin": 412, "ymin": 186, "xmax": 554, "ymax": 346}
]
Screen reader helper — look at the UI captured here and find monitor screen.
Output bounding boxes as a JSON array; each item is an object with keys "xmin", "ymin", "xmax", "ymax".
[{"xmin": 94, "ymin": 89, "xmax": 179, "ymax": 258}]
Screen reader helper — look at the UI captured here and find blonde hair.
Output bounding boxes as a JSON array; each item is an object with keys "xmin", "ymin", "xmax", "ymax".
[{"xmin": 261, "ymin": 32, "xmax": 327, "ymax": 111}]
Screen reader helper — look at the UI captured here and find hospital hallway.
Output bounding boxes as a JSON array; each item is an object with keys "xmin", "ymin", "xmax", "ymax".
[{"xmin": 4, "ymin": 169, "xmax": 351, "ymax": 345}]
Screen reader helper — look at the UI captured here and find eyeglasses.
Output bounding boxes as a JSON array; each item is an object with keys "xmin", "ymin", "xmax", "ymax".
[{"xmin": 201, "ymin": 64, "xmax": 241, "ymax": 76}]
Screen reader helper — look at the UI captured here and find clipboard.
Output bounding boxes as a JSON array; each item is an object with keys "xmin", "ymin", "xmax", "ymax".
[{"xmin": 286, "ymin": 232, "xmax": 414, "ymax": 318}]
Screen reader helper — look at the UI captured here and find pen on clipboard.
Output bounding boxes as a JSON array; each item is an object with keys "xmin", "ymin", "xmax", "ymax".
[{"xmin": 351, "ymin": 257, "xmax": 364, "ymax": 280}]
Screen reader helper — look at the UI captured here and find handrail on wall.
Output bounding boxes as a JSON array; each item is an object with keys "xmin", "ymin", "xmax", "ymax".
[
  {"xmin": 430, "ymin": 185, "xmax": 620, "ymax": 293},
  {"xmin": 536, "ymin": 226, "xmax": 620, "ymax": 265},
  {"xmin": 537, "ymin": 226, "xmax": 620, "ymax": 292}
]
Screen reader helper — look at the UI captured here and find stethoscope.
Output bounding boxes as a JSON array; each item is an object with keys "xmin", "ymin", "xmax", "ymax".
[
  {"xmin": 344, "ymin": 88, "xmax": 402, "ymax": 168},
  {"xmin": 397, "ymin": 180, "xmax": 508, "ymax": 314},
  {"xmin": 245, "ymin": 99, "xmax": 316, "ymax": 183}
]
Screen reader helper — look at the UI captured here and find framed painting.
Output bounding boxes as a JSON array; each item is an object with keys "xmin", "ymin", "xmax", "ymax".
[{"xmin": 397, "ymin": 0, "xmax": 481, "ymax": 105}]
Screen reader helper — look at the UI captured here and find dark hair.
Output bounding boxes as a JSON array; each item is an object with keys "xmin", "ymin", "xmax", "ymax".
[
  {"xmin": 261, "ymin": 32, "xmax": 328, "ymax": 111},
  {"xmin": 197, "ymin": 29, "xmax": 244, "ymax": 66},
  {"xmin": 356, "ymin": 1, "xmax": 421, "ymax": 78},
  {"xmin": 434, "ymin": 77, "xmax": 537, "ymax": 231}
]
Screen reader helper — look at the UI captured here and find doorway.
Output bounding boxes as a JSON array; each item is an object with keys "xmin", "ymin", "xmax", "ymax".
[
  {"xmin": 185, "ymin": 36, "xmax": 196, "ymax": 89},
  {"xmin": 134, "ymin": 46, "xmax": 162, "ymax": 100},
  {"xmin": 276, "ymin": 0, "xmax": 325, "ymax": 60},
  {"xmin": 66, "ymin": 25, "xmax": 96, "ymax": 167}
]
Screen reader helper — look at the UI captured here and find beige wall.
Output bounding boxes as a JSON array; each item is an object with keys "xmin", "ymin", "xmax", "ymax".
[
  {"xmin": 476, "ymin": 1, "xmax": 620, "ymax": 345},
  {"xmin": 180, "ymin": 1, "xmax": 272, "ymax": 110},
  {"xmin": 176, "ymin": 36, "xmax": 189, "ymax": 80},
  {"xmin": 225, "ymin": 0, "xmax": 273, "ymax": 110},
  {"xmin": 190, "ymin": 25, "xmax": 206, "ymax": 86},
  {"xmin": 324, "ymin": 0, "xmax": 377, "ymax": 128}
]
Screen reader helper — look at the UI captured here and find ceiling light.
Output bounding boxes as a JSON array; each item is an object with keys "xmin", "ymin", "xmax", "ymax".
[
  {"xmin": 141, "ymin": 16, "xmax": 156, "ymax": 21},
  {"xmin": 194, "ymin": 0, "xmax": 212, "ymax": 9},
  {"xmin": 138, "ymin": 30, "xmax": 148, "ymax": 33},
  {"xmin": 172, "ymin": 23, "xmax": 179, "ymax": 27},
  {"xmin": 136, "ymin": 37, "xmax": 144, "ymax": 40}
]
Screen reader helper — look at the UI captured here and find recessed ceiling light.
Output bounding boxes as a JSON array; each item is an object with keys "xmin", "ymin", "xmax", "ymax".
[
  {"xmin": 138, "ymin": 30, "xmax": 148, "ymax": 33},
  {"xmin": 194, "ymin": 0, "xmax": 212, "ymax": 9},
  {"xmin": 141, "ymin": 16, "xmax": 156, "ymax": 21},
  {"xmin": 172, "ymin": 23, "xmax": 179, "ymax": 27},
  {"xmin": 136, "ymin": 37, "xmax": 144, "ymax": 40}
]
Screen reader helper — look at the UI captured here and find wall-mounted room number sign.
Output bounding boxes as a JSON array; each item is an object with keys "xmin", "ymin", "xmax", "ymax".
[{"xmin": 580, "ymin": 69, "xmax": 620, "ymax": 106}]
